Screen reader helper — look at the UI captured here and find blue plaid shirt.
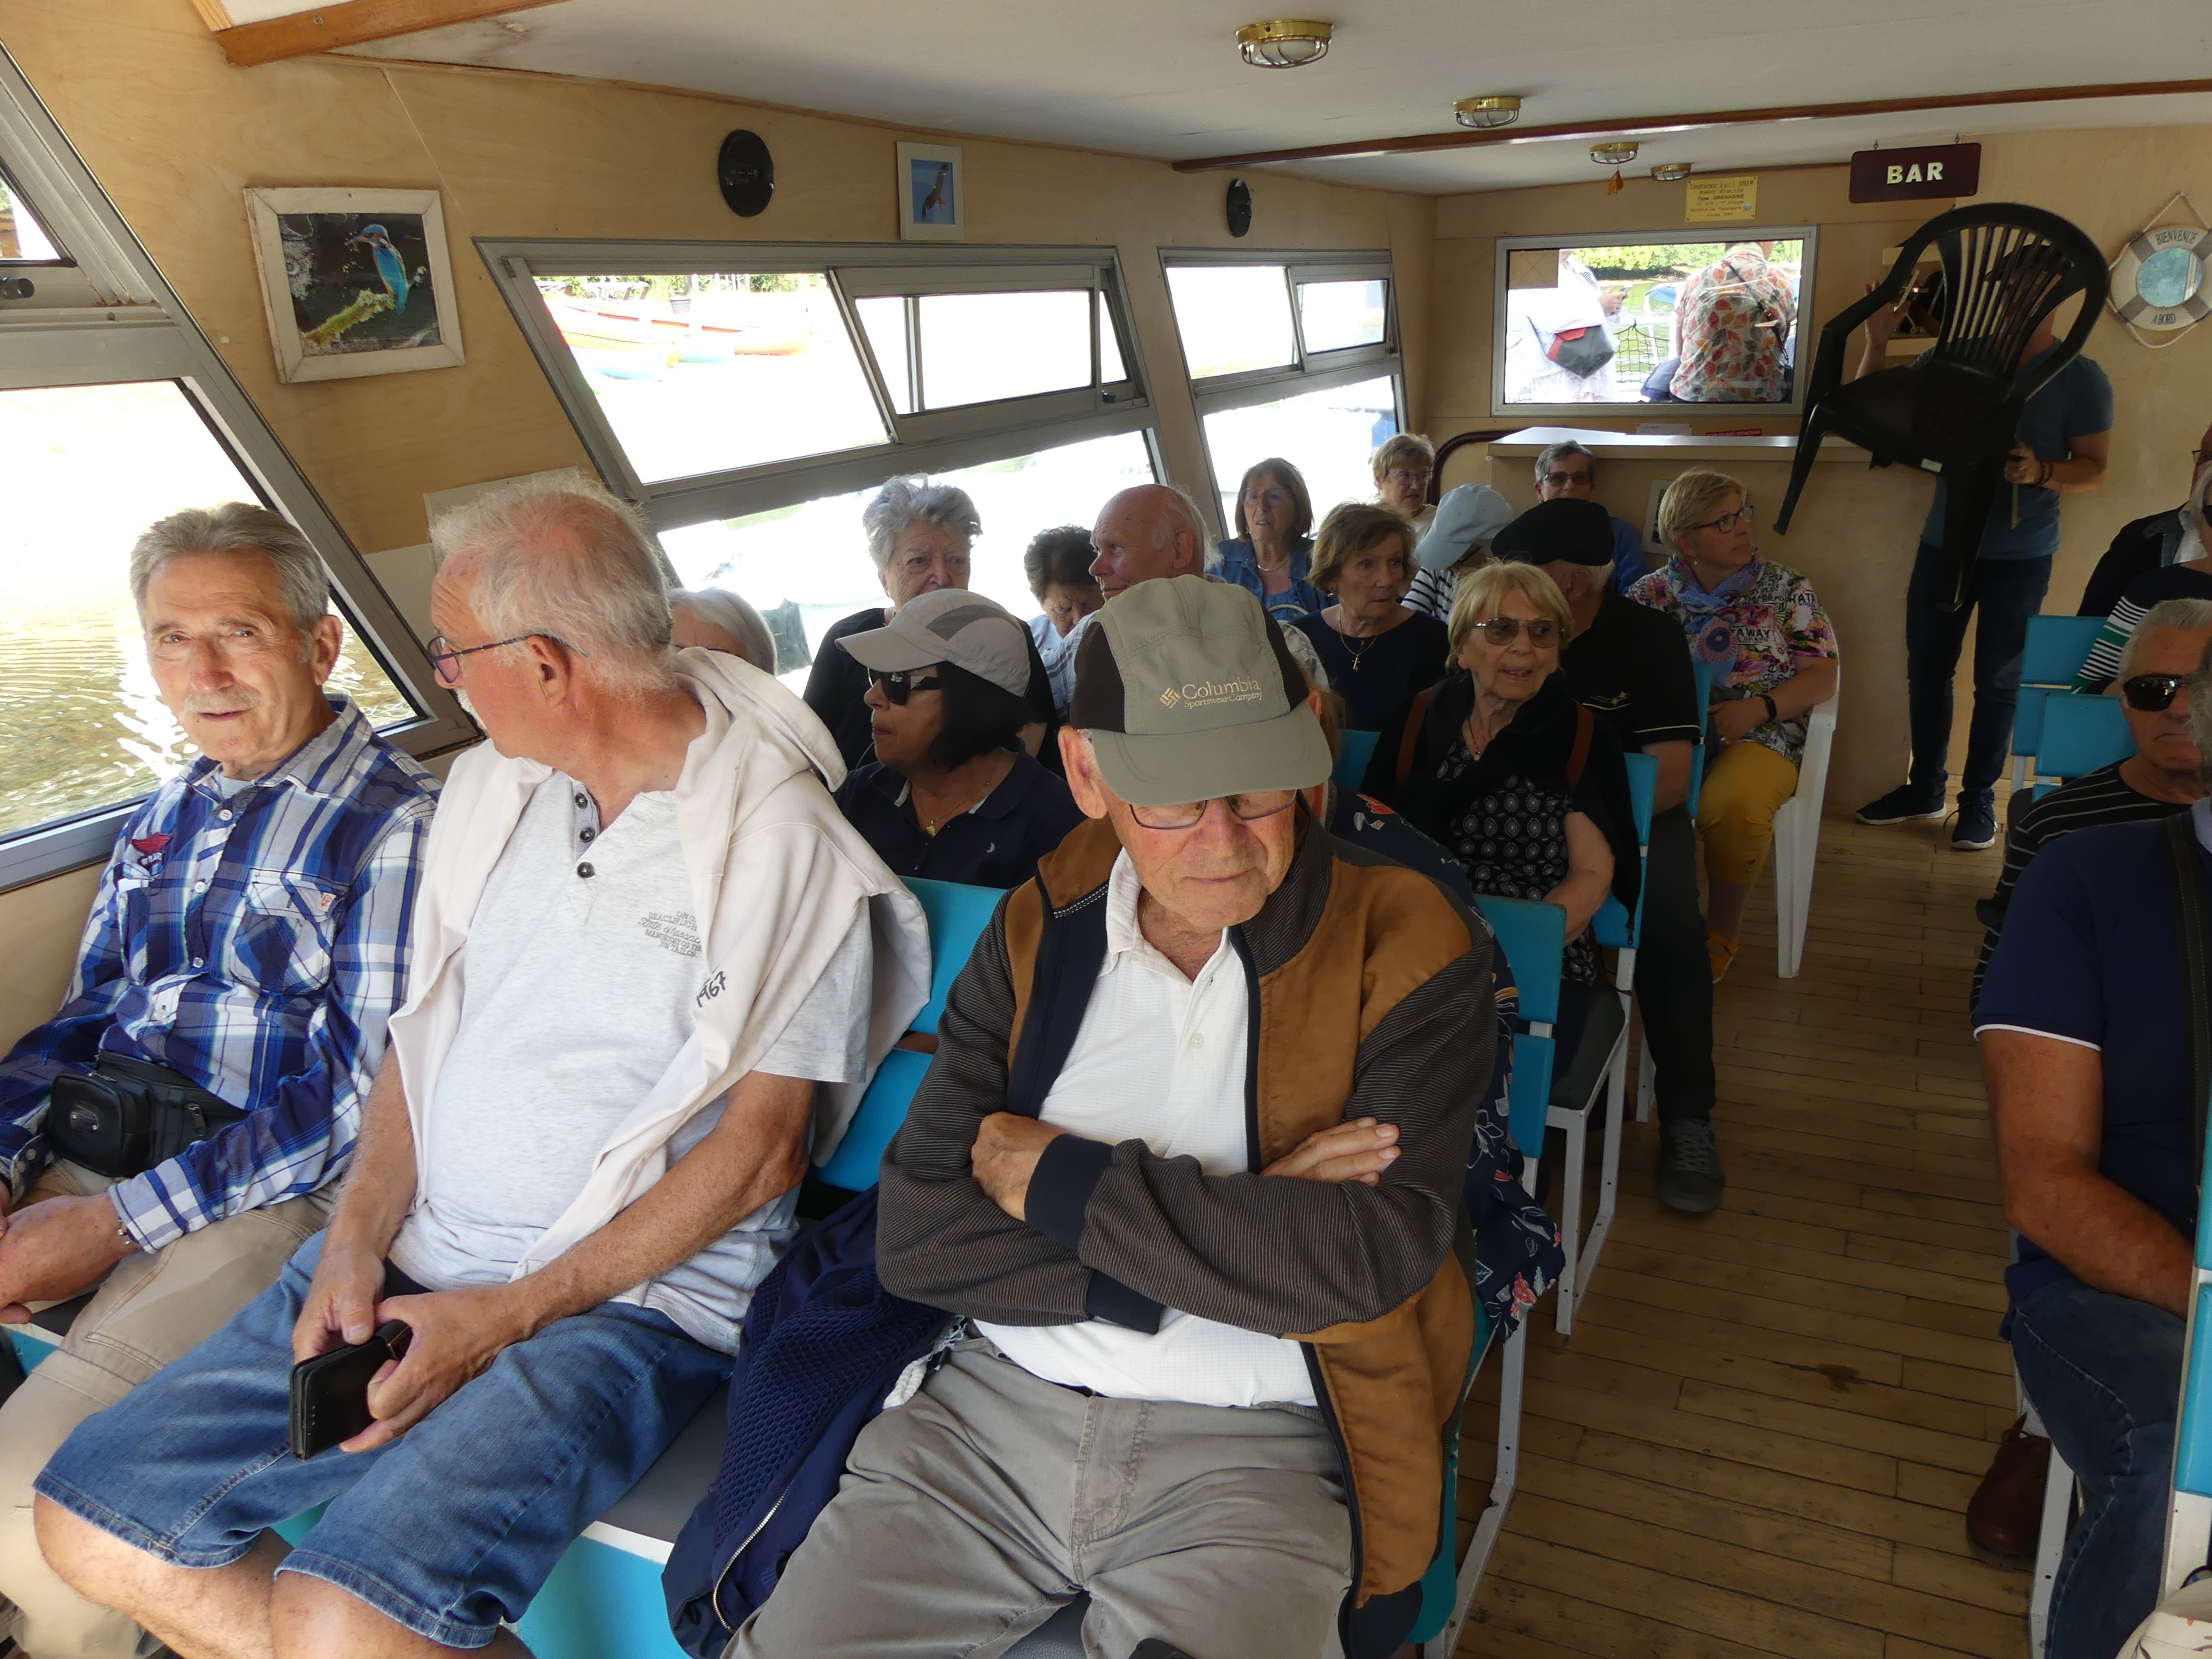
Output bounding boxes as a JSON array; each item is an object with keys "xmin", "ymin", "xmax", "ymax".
[{"xmin": 0, "ymin": 697, "xmax": 439, "ymax": 1250}]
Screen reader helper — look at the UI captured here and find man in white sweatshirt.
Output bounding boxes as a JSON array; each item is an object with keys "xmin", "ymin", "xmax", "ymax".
[{"xmin": 34, "ymin": 478, "xmax": 929, "ymax": 1659}]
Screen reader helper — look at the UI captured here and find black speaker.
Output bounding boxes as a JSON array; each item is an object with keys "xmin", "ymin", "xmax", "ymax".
[
  {"xmin": 1226, "ymin": 178, "xmax": 1252, "ymax": 238},
  {"xmin": 717, "ymin": 130, "xmax": 775, "ymax": 218}
]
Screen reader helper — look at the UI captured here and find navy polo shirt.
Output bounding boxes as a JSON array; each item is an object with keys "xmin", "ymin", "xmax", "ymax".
[
  {"xmin": 833, "ymin": 751, "xmax": 1085, "ymax": 890},
  {"xmin": 1975, "ymin": 815, "xmax": 2204, "ymax": 1310}
]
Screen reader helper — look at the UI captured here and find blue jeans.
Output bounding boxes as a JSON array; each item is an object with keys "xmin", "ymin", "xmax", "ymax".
[
  {"xmin": 2009, "ymin": 1276, "xmax": 2184, "ymax": 1659},
  {"xmin": 1905, "ymin": 540, "xmax": 2054, "ymax": 800},
  {"xmin": 37, "ymin": 1234, "xmax": 729, "ymax": 1648}
]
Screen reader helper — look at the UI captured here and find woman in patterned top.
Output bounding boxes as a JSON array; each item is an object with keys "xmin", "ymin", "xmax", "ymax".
[
  {"xmin": 1632, "ymin": 469, "xmax": 1840, "ymax": 980},
  {"xmin": 1666, "ymin": 242, "xmax": 1798, "ymax": 404}
]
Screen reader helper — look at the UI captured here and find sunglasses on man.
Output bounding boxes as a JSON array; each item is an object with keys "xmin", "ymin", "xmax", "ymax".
[
  {"xmin": 867, "ymin": 669, "xmax": 943, "ymax": 705},
  {"xmin": 2121, "ymin": 673, "xmax": 2189, "ymax": 712}
]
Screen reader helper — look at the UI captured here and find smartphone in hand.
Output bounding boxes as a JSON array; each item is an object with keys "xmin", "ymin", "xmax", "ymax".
[{"xmin": 288, "ymin": 1319, "xmax": 412, "ymax": 1459}]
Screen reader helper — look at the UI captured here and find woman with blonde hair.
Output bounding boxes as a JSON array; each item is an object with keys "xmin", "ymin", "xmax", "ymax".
[
  {"xmin": 1292, "ymin": 502, "xmax": 1448, "ymax": 730},
  {"xmin": 1371, "ymin": 432, "xmax": 1437, "ymax": 534},
  {"xmin": 1630, "ymin": 468, "xmax": 1838, "ymax": 980}
]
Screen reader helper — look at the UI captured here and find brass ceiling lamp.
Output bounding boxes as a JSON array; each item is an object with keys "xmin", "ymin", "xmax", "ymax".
[
  {"xmin": 1236, "ymin": 19, "xmax": 1334, "ymax": 68},
  {"xmin": 1651, "ymin": 161, "xmax": 1692, "ymax": 182},
  {"xmin": 1454, "ymin": 95, "xmax": 1522, "ymax": 131},
  {"xmin": 1590, "ymin": 140, "xmax": 1639, "ymax": 195}
]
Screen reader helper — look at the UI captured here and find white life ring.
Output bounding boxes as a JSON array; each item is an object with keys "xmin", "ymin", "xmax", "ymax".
[{"xmin": 2112, "ymin": 223, "xmax": 2212, "ymax": 331}]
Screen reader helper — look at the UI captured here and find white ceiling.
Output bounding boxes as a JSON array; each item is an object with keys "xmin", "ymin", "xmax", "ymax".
[{"xmin": 223, "ymin": 0, "xmax": 2212, "ymax": 193}]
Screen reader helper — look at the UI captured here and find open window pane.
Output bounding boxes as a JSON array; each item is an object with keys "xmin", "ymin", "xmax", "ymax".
[
  {"xmin": 1201, "ymin": 375, "xmax": 1398, "ymax": 531},
  {"xmin": 1097, "ymin": 293, "xmax": 1126, "ymax": 384},
  {"xmin": 918, "ymin": 290, "xmax": 1092, "ymax": 409},
  {"xmin": 1298, "ymin": 279, "xmax": 1387, "ymax": 353},
  {"xmin": 0, "ymin": 382, "xmax": 414, "ymax": 839},
  {"xmin": 0, "ymin": 170, "xmax": 59, "ymax": 262},
  {"xmin": 660, "ymin": 429, "xmax": 1154, "ymax": 687},
  {"xmin": 534, "ymin": 273, "xmax": 888, "ymax": 484},
  {"xmin": 1167, "ymin": 265, "xmax": 1295, "ymax": 380},
  {"xmin": 854, "ymin": 295, "xmax": 914, "ymax": 415}
]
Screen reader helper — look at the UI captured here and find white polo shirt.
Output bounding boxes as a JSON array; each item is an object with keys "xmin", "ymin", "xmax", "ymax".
[{"xmin": 979, "ymin": 851, "xmax": 1317, "ymax": 1408}]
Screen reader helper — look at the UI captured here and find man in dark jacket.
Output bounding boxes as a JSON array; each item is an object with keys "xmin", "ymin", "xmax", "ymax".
[{"xmin": 728, "ymin": 577, "xmax": 1495, "ymax": 1659}]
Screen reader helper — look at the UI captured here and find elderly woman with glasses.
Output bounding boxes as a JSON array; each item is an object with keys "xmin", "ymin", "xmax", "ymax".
[
  {"xmin": 1214, "ymin": 457, "xmax": 1326, "ymax": 624},
  {"xmin": 1371, "ymin": 433, "xmax": 1437, "ymax": 535},
  {"xmin": 1631, "ymin": 468, "xmax": 1839, "ymax": 980},
  {"xmin": 803, "ymin": 476, "xmax": 982, "ymax": 766},
  {"xmin": 1365, "ymin": 562, "xmax": 1639, "ymax": 993}
]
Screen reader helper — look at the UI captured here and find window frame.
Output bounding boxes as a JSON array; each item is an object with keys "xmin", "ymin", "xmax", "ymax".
[
  {"xmin": 479, "ymin": 238, "xmax": 1161, "ymax": 536},
  {"xmin": 1486, "ymin": 223, "xmax": 1820, "ymax": 419},
  {"xmin": 1158, "ymin": 247, "xmax": 1405, "ymax": 524},
  {"xmin": 0, "ymin": 45, "xmax": 473, "ymax": 893}
]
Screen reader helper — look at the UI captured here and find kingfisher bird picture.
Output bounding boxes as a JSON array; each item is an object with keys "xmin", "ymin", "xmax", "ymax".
[{"xmin": 275, "ymin": 209, "xmax": 442, "ymax": 356}]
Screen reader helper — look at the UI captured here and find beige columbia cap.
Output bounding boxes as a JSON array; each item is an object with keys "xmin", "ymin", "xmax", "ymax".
[{"xmin": 1067, "ymin": 576, "xmax": 1331, "ymax": 807}]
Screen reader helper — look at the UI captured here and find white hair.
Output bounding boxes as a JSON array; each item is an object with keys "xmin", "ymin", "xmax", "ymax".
[
  {"xmin": 2120, "ymin": 597, "xmax": 2212, "ymax": 680},
  {"xmin": 129, "ymin": 503, "xmax": 330, "ymax": 637},
  {"xmin": 862, "ymin": 477, "xmax": 981, "ymax": 575},
  {"xmin": 671, "ymin": 587, "xmax": 776, "ymax": 672},
  {"xmin": 431, "ymin": 473, "xmax": 675, "ymax": 697}
]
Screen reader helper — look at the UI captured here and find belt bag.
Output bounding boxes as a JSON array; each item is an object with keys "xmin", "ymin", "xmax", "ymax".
[{"xmin": 47, "ymin": 1054, "xmax": 248, "ymax": 1179}]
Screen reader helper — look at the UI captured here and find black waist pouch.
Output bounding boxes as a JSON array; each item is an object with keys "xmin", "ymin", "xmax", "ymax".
[{"xmin": 47, "ymin": 1054, "xmax": 248, "ymax": 1178}]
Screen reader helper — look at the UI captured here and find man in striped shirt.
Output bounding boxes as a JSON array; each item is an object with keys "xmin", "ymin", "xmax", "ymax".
[{"xmin": 0, "ymin": 504, "xmax": 436, "ymax": 1659}]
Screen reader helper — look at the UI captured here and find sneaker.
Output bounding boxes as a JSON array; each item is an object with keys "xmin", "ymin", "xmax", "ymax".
[
  {"xmin": 1855, "ymin": 783, "xmax": 1947, "ymax": 826},
  {"xmin": 1656, "ymin": 1119, "xmax": 1725, "ymax": 1214},
  {"xmin": 1951, "ymin": 794, "xmax": 1998, "ymax": 851},
  {"xmin": 1705, "ymin": 930, "xmax": 1740, "ymax": 983}
]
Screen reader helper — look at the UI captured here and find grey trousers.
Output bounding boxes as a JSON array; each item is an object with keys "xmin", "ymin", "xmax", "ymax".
[{"xmin": 727, "ymin": 1340, "xmax": 1352, "ymax": 1659}]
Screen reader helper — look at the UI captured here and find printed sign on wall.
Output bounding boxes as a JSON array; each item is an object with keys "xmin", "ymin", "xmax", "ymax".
[
  {"xmin": 1685, "ymin": 175, "xmax": 1758, "ymax": 223},
  {"xmin": 1849, "ymin": 143, "xmax": 1980, "ymax": 203}
]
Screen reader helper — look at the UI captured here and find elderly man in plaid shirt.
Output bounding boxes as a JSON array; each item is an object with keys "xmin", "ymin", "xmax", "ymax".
[{"xmin": 0, "ymin": 503, "xmax": 437, "ymax": 1659}]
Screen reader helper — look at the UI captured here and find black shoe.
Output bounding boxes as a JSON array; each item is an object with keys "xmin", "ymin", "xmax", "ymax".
[
  {"xmin": 1951, "ymin": 794, "xmax": 1997, "ymax": 851},
  {"xmin": 1656, "ymin": 1120, "xmax": 1725, "ymax": 1214},
  {"xmin": 1855, "ymin": 783, "xmax": 1947, "ymax": 826}
]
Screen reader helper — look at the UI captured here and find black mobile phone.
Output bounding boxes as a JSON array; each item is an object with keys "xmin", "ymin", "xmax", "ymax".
[{"xmin": 287, "ymin": 1319, "xmax": 411, "ymax": 1459}]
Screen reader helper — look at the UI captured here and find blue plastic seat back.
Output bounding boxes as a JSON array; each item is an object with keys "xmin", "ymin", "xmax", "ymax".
[
  {"xmin": 1688, "ymin": 661, "xmax": 1710, "ymax": 820},
  {"xmin": 1592, "ymin": 751, "xmax": 1657, "ymax": 952},
  {"xmin": 1470, "ymin": 894, "xmax": 1562, "ymax": 1160},
  {"xmin": 903, "ymin": 877, "xmax": 1003, "ymax": 1035},
  {"xmin": 2015, "ymin": 684, "xmax": 2054, "ymax": 763},
  {"xmin": 2036, "ymin": 693, "xmax": 2132, "ymax": 784},
  {"xmin": 1334, "ymin": 729, "xmax": 1380, "ymax": 790},
  {"xmin": 2022, "ymin": 614, "xmax": 2106, "ymax": 686}
]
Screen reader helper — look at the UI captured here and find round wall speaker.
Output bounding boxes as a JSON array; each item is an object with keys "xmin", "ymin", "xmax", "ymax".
[
  {"xmin": 1226, "ymin": 178, "xmax": 1253, "ymax": 238},
  {"xmin": 718, "ymin": 129, "xmax": 775, "ymax": 218}
]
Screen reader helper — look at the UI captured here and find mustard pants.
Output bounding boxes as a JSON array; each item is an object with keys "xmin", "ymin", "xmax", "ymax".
[{"xmin": 1697, "ymin": 739, "xmax": 1802, "ymax": 887}]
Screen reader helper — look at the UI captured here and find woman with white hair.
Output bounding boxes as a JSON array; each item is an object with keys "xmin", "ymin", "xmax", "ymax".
[
  {"xmin": 802, "ymin": 476, "xmax": 982, "ymax": 766},
  {"xmin": 671, "ymin": 587, "xmax": 777, "ymax": 673}
]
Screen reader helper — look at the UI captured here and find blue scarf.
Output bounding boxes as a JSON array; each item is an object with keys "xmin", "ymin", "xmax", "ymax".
[{"xmin": 1665, "ymin": 551, "xmax": 1765, "ymax": 617}]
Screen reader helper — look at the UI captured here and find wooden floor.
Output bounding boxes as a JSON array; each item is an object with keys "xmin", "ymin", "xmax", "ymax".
[{"xmin": 1455, "ymin": 810, "xmax": 2027, "ymax": 1659}]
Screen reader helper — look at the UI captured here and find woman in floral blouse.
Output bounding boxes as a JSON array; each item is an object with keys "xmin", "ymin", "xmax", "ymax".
[{"xmin": 1632, "ymin": 469, "xmax": 1840, "ymax": 980}]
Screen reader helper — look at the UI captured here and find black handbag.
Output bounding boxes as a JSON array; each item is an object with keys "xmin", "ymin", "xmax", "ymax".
[{"xmin": 46, "ymin": 1053, "xmax": 249, "ymax": 1179}]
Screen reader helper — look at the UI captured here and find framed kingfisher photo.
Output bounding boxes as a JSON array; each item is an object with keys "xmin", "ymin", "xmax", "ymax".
[
  {"xmin": 243, "ymin": 186, "xmax": 466, "ymax": 383},
  {"xmin": 895, "ymin": 142, "xmax": 965, "ymax": 242}
]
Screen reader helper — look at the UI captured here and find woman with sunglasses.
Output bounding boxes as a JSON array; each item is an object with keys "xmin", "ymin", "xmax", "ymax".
[
  {"xmin": 830, "ymin": 588, "xmax": 1082, "ymax": 889},
  {"xmin": 1364, "ymin": 563, "xmax": 1640, "ymax": 995},
  {"xmin": 1632, "ymin": 469, "xmax": 1839, "ymax": 980}
]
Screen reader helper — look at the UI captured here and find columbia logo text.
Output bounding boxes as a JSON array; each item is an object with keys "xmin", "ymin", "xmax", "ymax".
[{"xmin": 1166, "ymin": 676, "xmax": 1264, "ymax": 711}]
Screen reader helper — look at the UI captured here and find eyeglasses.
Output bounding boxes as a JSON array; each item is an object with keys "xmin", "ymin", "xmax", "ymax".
[
  {"xmin": 867, "ymin": 668, "xmax": 943, "ymax": 705},
  {"xmin": 1689, "ymin": 503, "xmax": 1755, "ymax": 535},
  {"xmin": 425, "ymin": 632, "xmax": 550, "ymax": 686},
  {"xmin": 2121, "ymin": 673, "xmax": 2189, "ymax": 712},
  {"xmin": 1473, "ymin": 616, "xmax": 1559, "ymax": 646},
  {"xmin": 1243, "ymin": 489, "xmax": 1291, "ymax": 511},
  {"xmin": 1384, "ymin": 468, "xmax": 1433, "ymax": 488},
  {"xmin": 1127, "ymin": 791, "xmax": 1300, "ymax": 832},
  {"xmin": 1541, "ymin": 469, "xmax": 1594, "ymax": 489}
]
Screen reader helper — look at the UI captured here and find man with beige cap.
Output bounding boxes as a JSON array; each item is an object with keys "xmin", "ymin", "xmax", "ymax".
[{"xmin": 729, "ymin": 576, "xmax": 1499, "ymax": 1659}]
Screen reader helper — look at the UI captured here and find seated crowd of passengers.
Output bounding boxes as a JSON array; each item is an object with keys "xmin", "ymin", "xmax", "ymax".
[{"xmin": 0, "ymin": 430, "xmax": 1850, "ymax": 1656}]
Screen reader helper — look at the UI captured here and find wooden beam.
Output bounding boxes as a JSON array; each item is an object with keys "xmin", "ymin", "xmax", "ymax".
[
  {"xmin": 211, "ymin": 0, "xmax": 567, "ymax": 67},
  {"xmin": 1171, "ymin": 77, "xmax": 2212, "ymax": 172}
]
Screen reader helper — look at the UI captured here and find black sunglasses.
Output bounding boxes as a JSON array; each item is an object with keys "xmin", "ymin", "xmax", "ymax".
[
  {"xmin": 867, "ymin": 668, "xmax": 943, "ymax": 705},
  {"xmin": 2121, "ymin": 673, "xmax": 2188, "ymax": 712}
]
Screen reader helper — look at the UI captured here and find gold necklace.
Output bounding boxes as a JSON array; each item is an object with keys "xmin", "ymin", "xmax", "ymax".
[{"xmin": 1251, "ymin": 542, "xmax": 1290, "ymax": 574}]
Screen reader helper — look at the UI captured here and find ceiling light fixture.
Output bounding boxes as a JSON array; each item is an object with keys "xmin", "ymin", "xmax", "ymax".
[
  {"xmin": 1590, "ymin": 141, "xmax": 1639, "ymax": 166},
  {"xmin": 1454, "ymin": 95, "xmax": 1522, "ymax": 131},
  {"xmin": 1651, "ymin": 162, "xmax": 1692, "ymax": 182},
  {"xmin": 1236, "ymin": 19, "xmax": 1333, "ymax": 68}
]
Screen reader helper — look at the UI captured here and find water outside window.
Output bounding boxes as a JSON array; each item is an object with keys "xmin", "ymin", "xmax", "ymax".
[
  {"xmin": 1297, "ymin": 279, "xmax": 1387, "ymax": 353},
  {"xmin": 1201, "ymin": 375, "xmax": 1399, "ymax": 533},
  {"xmin": 533, "ymin": 272, "xmax": 889, "ymax": 484},
  {"xmin": 1166, "ymin": 265, "xmax": 1296, "ymax": 380},
  {"xmin": 0, "ymin": 382, "xmax": 414, "ymax": 839},
  {"xmin": 919, "ymin": 290, "xmax": 1091, "ymax": 408},
  {"xmin": 659, "ymin": 429, "xmax": 1156, "ymax": 690},
  {"xmin": 0, "ymin": 173, "xmax": 59, "ymax": 262}
]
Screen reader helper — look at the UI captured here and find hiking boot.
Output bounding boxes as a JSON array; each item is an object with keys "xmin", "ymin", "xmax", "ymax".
[
  {"xmin": 1706, "ymin": 930, "xmax": 1740, "ymax": 984},
  {"xmin": 1966, "ymin": 1416, "xmax": 2051, "ymax": 1565},
  {"xmin": 1952, "ymin": 794, "xmax": 1998, "ymax": 851},
  {"xmin": 1656, "ymin": 1119, "xmax": 1725, "ymax": 1215},
  {"xmin": 1855, "ymin": 783, "xmax": 1947, "ymax": 826}
]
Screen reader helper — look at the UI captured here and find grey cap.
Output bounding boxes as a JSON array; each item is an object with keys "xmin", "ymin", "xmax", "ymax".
[
  {"xmin": 837, "ymin": 588, "xmax": 1033, "ymax": 698},
  {"xmin": 1414, "ymin": 484, "xmax": 1515, "ymax": 572},
  {"xmin": 1067, "ymin": 576, "xmax": 1330, "ymax": 806}
]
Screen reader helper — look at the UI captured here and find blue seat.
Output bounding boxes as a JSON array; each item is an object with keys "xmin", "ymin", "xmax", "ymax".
[
  {"xmin": 2029, "ymin": 693, "xmax": 2131, "ymax": 800},
  {"xmin": 2013, "ymin": 616, "xmax": 2109, "ymax": 790},
  {"xmin": 1334, "ymin": 728, "xmax": 1381, "ymax": 791},
  {"xmin": 1688, "ymin": 660, "xmax": 1710, "ymax": 821}
]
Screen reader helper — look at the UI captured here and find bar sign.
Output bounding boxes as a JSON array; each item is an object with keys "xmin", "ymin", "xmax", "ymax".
[{"xmin": 1849, "ymin": 143, "xmax": 1980, "ymax": 202}]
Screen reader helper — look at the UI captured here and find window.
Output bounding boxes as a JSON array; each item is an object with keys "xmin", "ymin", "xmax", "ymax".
[
  {"xmin": 1163, "ymin": 251, "xmax": 1402, "ymax": 533},
  {"xmin": 1490, "ymin": 227, "xmax": 1818, "ymax": 414},
  {"xmin": 0, "ymin": 53, "xmax": 466, "ymax": 889}
]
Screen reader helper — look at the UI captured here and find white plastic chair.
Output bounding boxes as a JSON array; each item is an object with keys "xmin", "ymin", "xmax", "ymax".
[
  {"xmin": 2018, "ymin": 1389, "xmax": 2076, "ymax": 1659},
  {"xmin": 1772, "ymin": 674, "xmax": 1840, "ymax": 979}
]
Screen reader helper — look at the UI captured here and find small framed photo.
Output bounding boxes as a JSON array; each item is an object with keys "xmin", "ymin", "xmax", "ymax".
[
  {"xmin": 244, "ymin": 187, "xmax": 465, "ymax": 383},
  {"xmin": 896, "ymin": 142, "xmax": 964, "ymax": 242},
  {"xmin": 1644, "ymin": 478, "xmax": 1674, "ymax": 556}
]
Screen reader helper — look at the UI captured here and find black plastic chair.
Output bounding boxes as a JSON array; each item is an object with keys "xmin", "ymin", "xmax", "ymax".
[{"xmin": 1773, "ymin": 204, "xmax": 2107, "ymax": 611}]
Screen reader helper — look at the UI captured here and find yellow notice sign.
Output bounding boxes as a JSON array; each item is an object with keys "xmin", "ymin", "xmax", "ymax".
[{"xmin": 1686, "ymin": 175, "xmax": 1759, "ymax": 222}]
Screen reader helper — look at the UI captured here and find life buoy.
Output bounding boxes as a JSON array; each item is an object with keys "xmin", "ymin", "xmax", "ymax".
[{"xmin": 2111, "ymin": 223, "xmax": 2212, "ymax": 331}]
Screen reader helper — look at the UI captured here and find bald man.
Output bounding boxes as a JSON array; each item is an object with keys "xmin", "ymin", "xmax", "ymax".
[{"xmin": 1089, "ymin": 484, "xmax": 1208, "ymax": 602}]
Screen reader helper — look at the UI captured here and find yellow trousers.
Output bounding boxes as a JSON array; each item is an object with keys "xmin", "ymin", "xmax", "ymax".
[{"xmin": 1696, "ymin": 739, "xmax": 1801, "ymax": 886}]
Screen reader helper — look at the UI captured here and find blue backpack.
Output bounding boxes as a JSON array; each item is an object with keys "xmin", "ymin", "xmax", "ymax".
[{"xmin": 661, "ymin": 1187, "xmax": 950, "ymax": 1658}]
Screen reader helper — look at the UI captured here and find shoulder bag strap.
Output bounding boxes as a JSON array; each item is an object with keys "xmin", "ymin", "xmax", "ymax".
[
  {"xmin": 2160, "ymin": 811, "xmax": 2212, "ymax": 1186},
  {"xmin": 1564, "ymin": 703, "xmax": 1595, "ymax": 792},
  {"xmin": 1395, "ymin": 686, "xmax": 1435, "ymax": 788}
]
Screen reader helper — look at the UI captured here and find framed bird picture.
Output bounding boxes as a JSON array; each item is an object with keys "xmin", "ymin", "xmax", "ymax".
[
  {"xmin": 243, "ymin": 187, "xmax": 465, "ymax": 383},
  {"xmin": 895, "ymin": 143, "xmax": 964, "ymax": 242}
]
